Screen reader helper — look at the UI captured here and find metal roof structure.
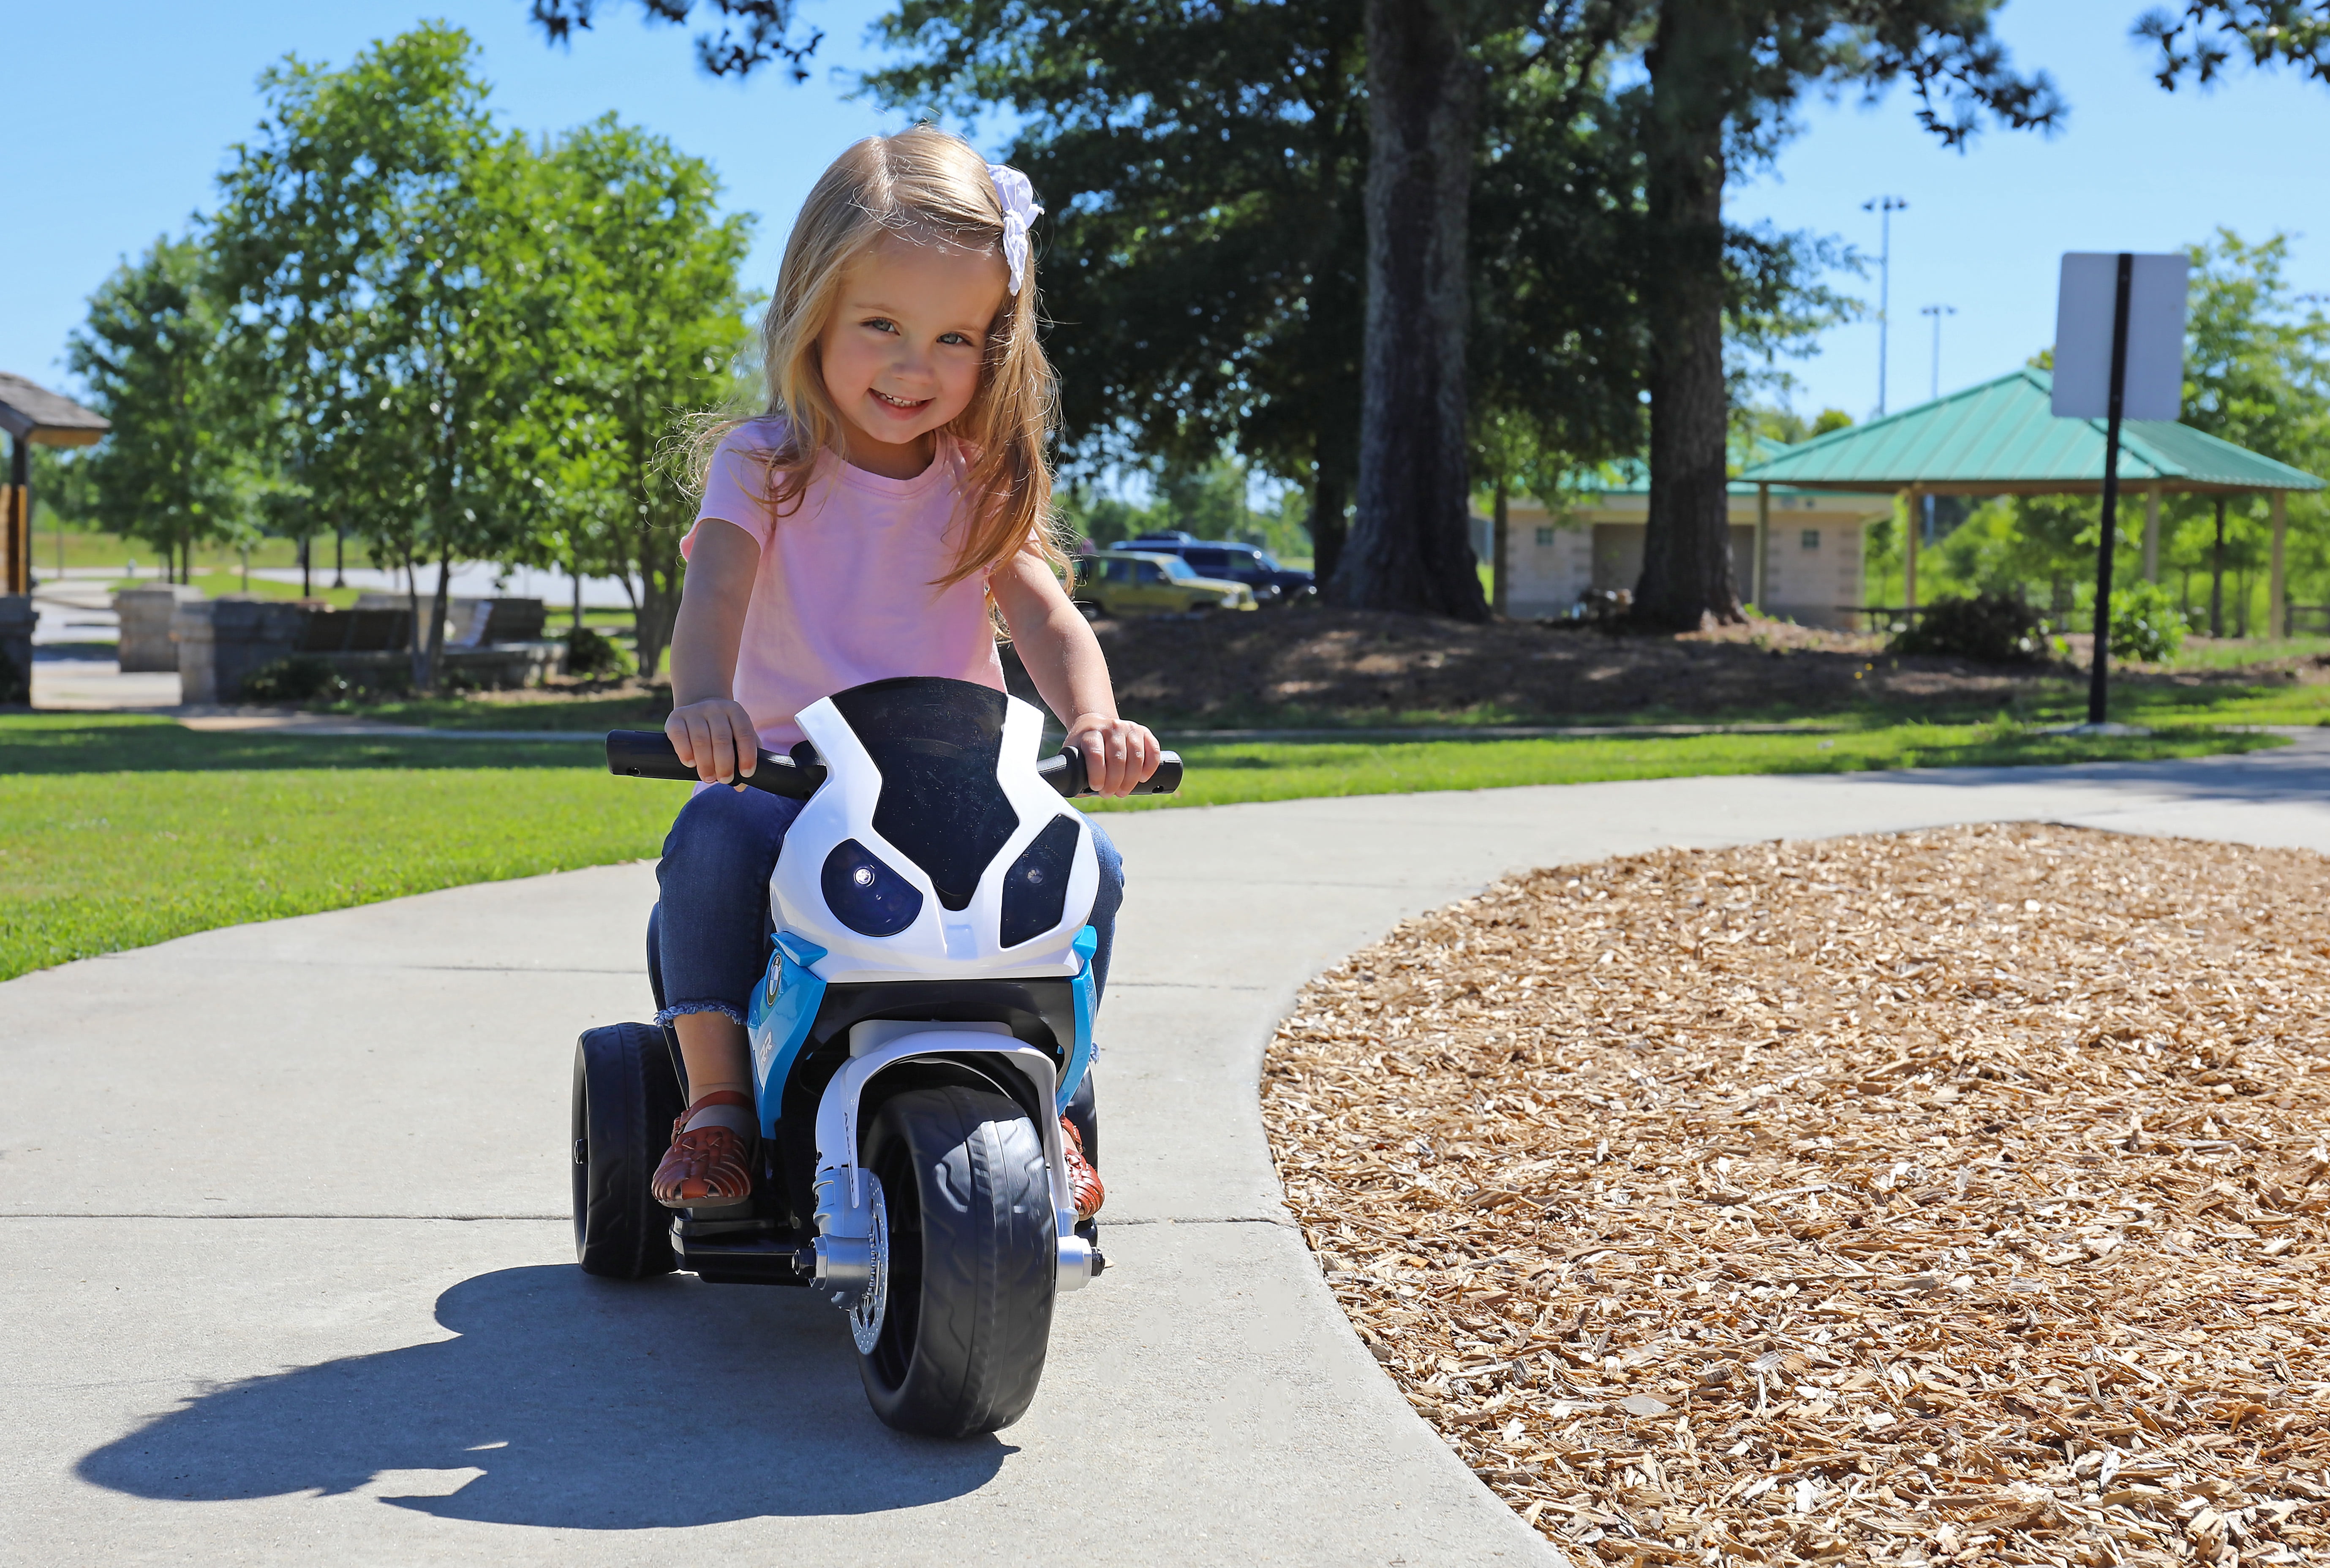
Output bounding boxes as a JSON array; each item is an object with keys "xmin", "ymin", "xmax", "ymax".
[
  {"xmin": 0, "ymin": 372, "xmax": 109, "ymax": 447},
  {"xmin": 1586, "ymin": 450, "xmax": 1891, "ymax": 501},
  {"xmin": 1736, "ymin": 367, "xmax": 2323, "ymax": 497}
]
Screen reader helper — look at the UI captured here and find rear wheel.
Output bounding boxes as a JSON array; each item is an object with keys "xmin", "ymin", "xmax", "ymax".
[
  {"xmin": 572, "ymin": 1023, "xmax": 685, "ymax": 1279},
  {"xmin": 855, "ymin": 1083, "xmax": 1056, "ymax": 1436}
]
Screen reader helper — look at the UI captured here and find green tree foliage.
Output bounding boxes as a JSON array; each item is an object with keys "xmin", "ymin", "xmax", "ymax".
[
  {"xmin": 66, "ymin": 237, "xmax": 257, "ymax": 581},
  {"xmin": 188, "ymin": 26, "xmax": 751, "ymax": 689},
  {"xmin": 211, "ymin": 27, "xmax": 544, "ymax": 690},
  {"xmin": 870, "ymin": 0, "xmax": 1375, "ymax": 579},
  {"xmin": 27, "ymin": 445, "xmax": 94, "ymax": 535},
  {"xmin": 528, "ymin": 0, "xmax": 824, "ymax": 79},
  {"xmin": 511, "ymin": 117, "xmax": 755, "ymax": 679},
  {"xmin": 1057, "ymin": 459, "xmax": 1312, "ymax": 561},
  {"xmin": 2178, "ymin": 230, "xmax": 2330, "ymax": 473},
  {"xmin": 2156, "ymin": 230, "xmax": 2330, "ymax": 627},
  {"xmin": 2139, "ymin": 2, "xmax": 2330, "ymax": 87}
]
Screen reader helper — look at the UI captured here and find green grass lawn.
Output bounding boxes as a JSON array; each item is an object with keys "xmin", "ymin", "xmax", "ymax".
[
  {"xmin": 1079, "ymin": 721, "xmax": 2280, "ymax": 811},
  {"xmin": 329, "ymin": 688, "xmax": 671, "ymax": 731},
  {"xmin": 0, "ymin": 717, "xmax": 672, "ymax": 982},
  {"xmin": 0, "ymin": 710, "xmax": 2278, "ymax": 981}
]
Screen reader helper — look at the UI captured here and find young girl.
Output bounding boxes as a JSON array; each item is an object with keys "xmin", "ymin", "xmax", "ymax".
[{"xmin": 648, "ymin": 127, "xmax": 1158, "ymax": 1220}]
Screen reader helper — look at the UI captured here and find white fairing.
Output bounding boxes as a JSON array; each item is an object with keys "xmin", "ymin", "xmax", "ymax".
[{"xmin": 771, "ymin": 691, "xmax": 1098, "ymax": 985}]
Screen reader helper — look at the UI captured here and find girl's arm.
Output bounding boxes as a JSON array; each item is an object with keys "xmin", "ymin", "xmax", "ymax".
[
  {"xmin": 664, "ymin": 519, "xmax": 764, "ymax": 785},
  {"xmin": 991, "ymin": 551, "xmax": 1161, "ymax": 796}
]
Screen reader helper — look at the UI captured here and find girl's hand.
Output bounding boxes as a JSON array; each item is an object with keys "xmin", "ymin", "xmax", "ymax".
[
  {"xmin": 666, "ymin": 699, "xmax": 762, "ymax": 787},
  {"xmin": 1067, "ymin": 712, "xmax": 1161, "ymax": 797}
]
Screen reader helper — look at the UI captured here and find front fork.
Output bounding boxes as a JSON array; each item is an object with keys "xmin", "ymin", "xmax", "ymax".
[{"xmin": 808, "ymin": 1032, "xmax": 1097, "ymax": 1308}]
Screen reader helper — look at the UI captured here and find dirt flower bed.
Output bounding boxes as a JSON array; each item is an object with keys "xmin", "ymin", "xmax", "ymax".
[
  {"xmin": 1261, "ymin": 825, "xmax": 2330, "ymax": 1566},
  {"xmin": 1004, "ymin": 610, "xmax": 2046, "ymax": 725}
]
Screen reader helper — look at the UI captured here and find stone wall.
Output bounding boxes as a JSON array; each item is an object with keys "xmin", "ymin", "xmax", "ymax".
[
  {"xmin": 113, "ymin": 585, "xmax": 206, "ymax": 672},
  {"xmin": 0, "ymin": 594, "xmax": 33, "ymax": 705},
  {"xmin": 172, "ymin": 596, "xmax": 564, "ymax": 702}
]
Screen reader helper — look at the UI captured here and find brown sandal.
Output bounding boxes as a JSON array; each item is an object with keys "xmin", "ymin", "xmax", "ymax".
[
  {"xmin": 652, "ymin": 1090, "xmax": 757, "ymax": 1208},
  {"xmin": 1060, "ymin": 1115, "xmax": 1103, "ymax": 1222}
]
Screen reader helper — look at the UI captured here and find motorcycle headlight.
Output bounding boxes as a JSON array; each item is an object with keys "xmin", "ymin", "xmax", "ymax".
[
  {"xmin": 999, "ymin": 816, "xmax": 1081, "ymax": 948},
  {"xmin": 821, "ymin": 838, "xmax": 923, "ymax": 937}
]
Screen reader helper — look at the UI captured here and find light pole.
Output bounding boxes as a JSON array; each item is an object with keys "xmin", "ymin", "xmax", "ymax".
[
  {"xmin": 1920, "ymin": 303, "xmax": 1956, "ymax": 402},
  {"xmin": 1864, "ymin": 195, "xmax": 1908, "ymax": 416}
]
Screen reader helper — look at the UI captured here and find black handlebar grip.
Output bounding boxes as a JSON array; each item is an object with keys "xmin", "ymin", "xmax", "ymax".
[
  {"xmin": 1133, "ymin": 753, "xmax": 1183, "ymax": 795},
  {"xmin": 1037, "ymin": 747, "xmax": 1183, "ymax": 798},
  {"xmin": 604, "ymin": 730, "xmax": 823, "ymax": 800}
]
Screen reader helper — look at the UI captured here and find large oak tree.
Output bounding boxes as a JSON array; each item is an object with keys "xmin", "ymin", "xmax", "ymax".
[{"xmin": 1625, "ymin": 0, "xmax": 2059, "ymax": 630}]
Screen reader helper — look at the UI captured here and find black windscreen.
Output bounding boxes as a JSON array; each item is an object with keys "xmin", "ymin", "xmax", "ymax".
[
  {"xmin": 999, "ymin": 814, "xmax": 1080, "ymax": 948},
  {"xmin": 829, "ymin": 677, "xmax": 1021, "ymax": 912}
]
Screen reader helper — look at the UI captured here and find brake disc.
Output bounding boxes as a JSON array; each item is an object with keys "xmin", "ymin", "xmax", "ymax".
[{"xmin": 849, "ymin": 1173, "xmax": 890, "ymax": 1354}]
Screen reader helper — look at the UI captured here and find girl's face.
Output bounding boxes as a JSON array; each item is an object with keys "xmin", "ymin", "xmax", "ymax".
[{"xmin": 817, "ymin": 236, "xmax": 1009, "ymax": 479}]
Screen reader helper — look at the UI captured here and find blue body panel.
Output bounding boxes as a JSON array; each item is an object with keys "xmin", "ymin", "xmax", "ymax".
[
  {"xmin": 1059, "ymin": 924, "xmax": 1097, "ymax": 1110},
  {"xmin": 745, "ymin": 928, "xmax": 1094, "ymax": 1127},
  {"xmin": 746, "ymin": 931, "xmax": 829, "ymax": 1138}
]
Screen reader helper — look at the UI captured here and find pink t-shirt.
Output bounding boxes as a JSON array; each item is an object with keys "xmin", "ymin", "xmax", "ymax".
[{"xmin": 684, "ymin": 419, "xmax": 1010, "ymax": 750}]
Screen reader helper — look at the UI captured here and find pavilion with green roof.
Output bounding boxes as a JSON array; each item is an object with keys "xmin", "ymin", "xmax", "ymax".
[{"xmin": 1737, "ymin": 366, "xmax": 2325, "ymax": 636}]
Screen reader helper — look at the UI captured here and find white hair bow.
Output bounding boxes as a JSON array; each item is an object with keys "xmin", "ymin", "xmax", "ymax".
[{"xmin": 986, "ymin": 162, "xmax": 1044, "ymax": 296}]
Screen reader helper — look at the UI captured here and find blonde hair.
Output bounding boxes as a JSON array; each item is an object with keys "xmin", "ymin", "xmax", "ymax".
[{"xmin": 702, "ymin": 126, "xmax": 1062, "ymax": 589}]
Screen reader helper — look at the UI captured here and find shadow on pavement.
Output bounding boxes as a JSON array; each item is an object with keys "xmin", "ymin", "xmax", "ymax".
[{"xmin": 77, "ymin": 1264, "xmax": 1011, "ymax": 1527}]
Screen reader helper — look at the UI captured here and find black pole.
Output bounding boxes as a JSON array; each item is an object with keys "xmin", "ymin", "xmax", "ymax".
[
  {"xmin": 333, "ymin": 522, "xmax": 346, "ymax": 589},
  {"xmin": 2087, "ymin": 253, "xmax": 2134, "ymax": 727},
  {"xmin": 300, "ymin": 534, "xmax": 312, "ymax": 598}
]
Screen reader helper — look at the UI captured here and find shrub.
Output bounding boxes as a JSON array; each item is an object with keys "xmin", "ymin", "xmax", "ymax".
[
  {"xmin": 239, "ymin": 655, "xmax": 348, "ymax": 703},
  {"xmin": 2109, "ymin": 579, "xmax": 2189, "ymax": 663},
  {"xmin": 1889, "ymin": 592, "xmax": 2053, "ymax": 664},
  {"xmin": 564, "ymin": 624, "xmax": 633, "ymax": 678}
]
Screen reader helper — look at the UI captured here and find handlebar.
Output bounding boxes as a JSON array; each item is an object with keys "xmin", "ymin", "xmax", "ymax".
[
  {"xmin": 605, "ymin": 730, "xmax": 825, "ymax": 800},
  {"xmin": 1037, "ymin": 747, "xmax": 1184, "ymax": 798},
  {"xmin": 607, "ymin": 729, "xmax": 1182, "ymax": 800}
]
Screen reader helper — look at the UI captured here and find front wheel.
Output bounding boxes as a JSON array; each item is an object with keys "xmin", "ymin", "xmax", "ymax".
[
  {"xmin": 572, "ymin": 1023, "xmax": 685, "ymax": 1279},
  {"xmin": 855, "ymin": 1083, "xmax": 1057, "ymax": 1436}
]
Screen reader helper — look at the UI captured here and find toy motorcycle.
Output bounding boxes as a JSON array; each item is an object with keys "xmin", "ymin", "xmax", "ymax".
[{"xmin": 572, "ymin": 675, "xmax": 1181, "ymax": 1437}]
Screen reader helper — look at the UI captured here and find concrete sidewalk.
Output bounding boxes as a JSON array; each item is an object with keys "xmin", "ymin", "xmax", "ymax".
[{"xmin": 10, "ymin": 737, "xmax": 2330, "ymax": 1565}]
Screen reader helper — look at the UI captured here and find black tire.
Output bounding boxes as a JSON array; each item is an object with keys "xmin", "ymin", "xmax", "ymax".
[
  {"xmin": 572, "ymin": 1022, "xmax": 685, "ymax": 1279},
  {"xmin": 857, "ymin": 1084, "xmax": 1056, "ymax": 1437}
]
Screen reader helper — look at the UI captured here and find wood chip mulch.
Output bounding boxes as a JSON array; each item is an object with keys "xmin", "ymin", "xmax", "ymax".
[{"xmin": 1260, "ymin": 825, "xmax": 2330, "ymax": 1566}]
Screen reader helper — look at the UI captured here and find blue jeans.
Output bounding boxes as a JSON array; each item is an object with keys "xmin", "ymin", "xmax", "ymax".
[{"xmin": 650, "ymin": 785, "xmax": 1124, "ymax": 1027}]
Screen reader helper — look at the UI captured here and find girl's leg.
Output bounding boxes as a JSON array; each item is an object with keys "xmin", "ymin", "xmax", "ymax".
[
  {"xmin": 654, "ymin": 786, "xmax": 804, "ymax": 1102},
  {"xmin": 1084, "ymin": 818, "xmax": 1126, "ymax": 1004},
  {"xmin": 1061, "ymin": 819, "xmax": 1125, "ymax": 1221}
]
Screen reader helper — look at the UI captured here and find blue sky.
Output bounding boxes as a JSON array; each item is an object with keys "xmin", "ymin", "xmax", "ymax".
[{"xmin": 12, "ymin": 1, "xmax": 2330, "ymax": 432}]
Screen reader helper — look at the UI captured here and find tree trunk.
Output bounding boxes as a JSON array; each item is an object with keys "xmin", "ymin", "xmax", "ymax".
[
  {"xmin": 422, "ymin": 543, "xmax": 453, "ymax": 693},
  {"xmin": 404, "ymin": 553, "xmax": 425, "ymax": 689},
  {"xmin": 1632, "ymin": 0, "xmax": 1742, "ymax": 632},
  {"xmin": 630, "ymin": 523, "xmax": 683, "ymax": 686},
  {"xmin": 1331, "ymin": 0, "xmax": 1486, "ymax": 621},
  {"xmin": 1490, "ymin": 476, "xmax": 1509, "ymax": 616},
  {"xmin": 1309, "ymin": 427, "xmax": 1354, "ymax": 586}
]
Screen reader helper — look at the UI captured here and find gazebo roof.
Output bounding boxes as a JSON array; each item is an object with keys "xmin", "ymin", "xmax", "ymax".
[
  {"xmin": 1737, "ymin": 367, "xmax": 2324, "ymax": 497},
  {"xmin": 1586, "ymin": 447, "xmax": 1892, "ymax": 501},
  {"xmin": 0, "ymin": 372, "xmax": 109, "ymax": 447}
]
